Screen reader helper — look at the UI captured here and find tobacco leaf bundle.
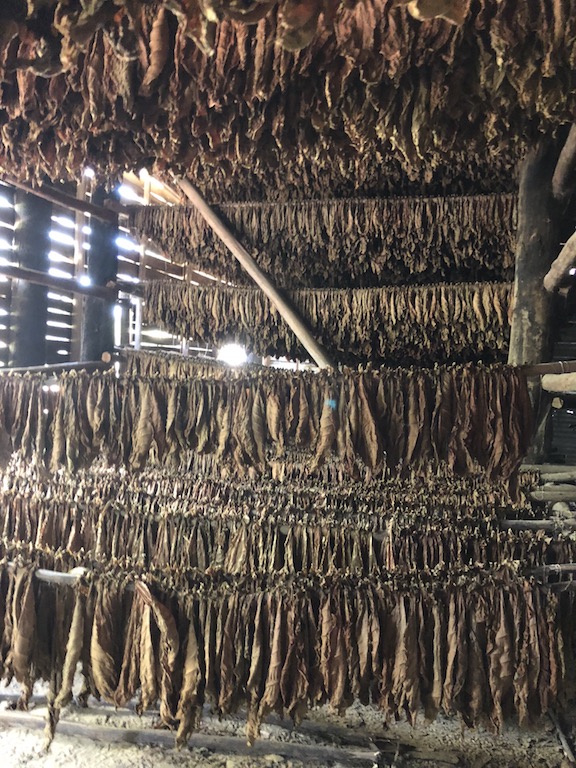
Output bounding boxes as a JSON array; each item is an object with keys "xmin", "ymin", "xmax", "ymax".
[
  {"xmin": 1, "ymin": 3, "xmax": 576, "ymax": 200},
  {"xmin": 0, "ymin": 365, "xmax": 532, "ymax": 478},
  {"xmin": 0, "ymin": 564, "xmax": 569, "ymax": 740},
  {"xmin": 133, "ymin": 195, "xmax": 516, "ymax": 287},
  {"xmin": 142, "ymin": 282, "xmax": 513, "ymax": 366}
]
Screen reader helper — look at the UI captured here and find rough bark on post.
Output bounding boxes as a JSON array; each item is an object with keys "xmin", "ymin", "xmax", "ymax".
[
  {"xmin": 509, "ymin": 140, "xmax": 561, "ymax": 462},
  {"xmin": 80, "ymin": 187, "xmax": 117, "ymax": 361},
  {"xmin": 9, "ymin": 190, "xmax": 51, "ymax": 367}
]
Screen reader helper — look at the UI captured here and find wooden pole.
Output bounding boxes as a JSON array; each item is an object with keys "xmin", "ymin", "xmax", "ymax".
[
  {"xmin": 502, "ymin": 520, "xmax": 576, "ymax": 531},
  {"xmin": 0, "ymin": 360, "xmax": 110, "ymax": 375},
  {"xmin": 508, "ymin": 141, "xmax": 561, "ymax": 462},
  {"xmin": 9, "ymin": 190, "xmax": 51, "ymax": 366},
  {"xmin": 174, "ymin": 177, "xmax": 336, "ymax": 370},
  {"xmin": 522, "ymin": 360, "xmax": 576, "ymax": 375},
  {"xmin": 543, "ymin": 230, "xmax": 576, "ymax": 293},
  {"xmin": 509, "ymin": 141, "xmax": 560, "ymax": 365},
  {"xmin": 552, "ymin": 124, "xmax": 576, "ymax": 201},
  {"xmin": 1, "ymin": 178, "xmax": 120, "ymax": 225},
  {"xmin": 541, "ymin": 372, "xmax": 576, "ymax": 392},
  {"xmin": 81, "ymin": 186, "xmax": 117, "ymax": 361},
  {"xmin": 530, "ymin": 485, "xmax": 576, "ymax": 502}
]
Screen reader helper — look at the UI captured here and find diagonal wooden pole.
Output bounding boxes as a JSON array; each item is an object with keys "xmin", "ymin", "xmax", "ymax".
[{"xmin": 174, "ymin": 177, "xmax": 336, "ymax": 370}]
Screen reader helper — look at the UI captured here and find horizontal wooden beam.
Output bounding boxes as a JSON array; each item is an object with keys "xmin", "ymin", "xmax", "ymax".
[
  {"xmin": 0, "ymin": 360, "xmax": 110, "ymax": 375},
  {"xmin": 530, "ymin": 484, "xmax": 576, "ymax": 502},
  {"xmin": 542, "ymin": 372, "xmax": 576, "ymax": 392},
  {"xmin": 502, "ymin": 520, "xmax": 576, "ymax": 531},
  {"xmin": 2, "ymin": 178, "xmax": 121, "ymax": 225},
  {"xmin": 521, "ymin": 463, "xmax": 576, "ymax": 473},
  {"xmin": 521, "ymin": 360, "xmax": 576, "ymax": 375},
  {"xmin": 0, "ymin": 264, "xmax": 141, "ymax": 300}
]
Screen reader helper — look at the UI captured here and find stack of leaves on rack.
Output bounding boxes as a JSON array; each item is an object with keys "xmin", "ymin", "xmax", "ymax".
[
  {"xmin": 142, "ymin": 282, "xmax": 512, "ymax": 365},
  {"xmin": 0, "ymin": 364, "xmax": 531, "ymax": 478},
  {"xmin": 0, "ymin": 562, "xmax": 571, "ymax": 747},
  {"xmin": 0, "ymin": 459, "xmax": 552, "ymax": 577},
  {"xmin": 133, "ymin": 195, "xmax": 516, "ymax": 286}
]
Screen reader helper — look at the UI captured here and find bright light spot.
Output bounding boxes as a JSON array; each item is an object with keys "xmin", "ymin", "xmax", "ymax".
[
  {"xmin": 49, "ymin": 230, "xmax": 75, "ymax": 247},
  {"xmin": 47, "ymin": 292, "xmax": 74, "ymax": 303},
  {"xmin": 0, "ymin": 195, "xmax": 12, "ymax": 209},
  {"xmin": 139, "ymin": 168, "xmax": 150, "ymax": 179},
  {"xmin": 0, "ymin": 309, "xmax": 7, "ymax": 317},
  {"xmin": 43, "ymin": 408, "xmax": 49, "ymax": 414},
  {"xmin": 49, "ymin": 251, "xmax": 72, "ymax": 264},
  {"xmin": 116, "ymin": 236, "xmax": 139, "ymax": 252},
  {"xmin": 217, "ymin": 343, "xmax": 247, "ymax": 367},
  {"xmin": 48, "ymin": 268, "xmax": 71, "ymax": 280},
  {"xmin": 570, "ymin": 268, "xmax": 576, "ymax": 276},
  {"xmin": 0, "ymin": 340, "xmax": 7, "ymax": 349},
  {"xmin": 114, "ymin": 305, "xmax": 123, "ymax": 347},
  {"xmin": 83, "ymin": 167, "xmax": 95, "ymax": 179},
  {"xmin": 49, "ymin": 384, "xmax": 60, "ymax": 393},
  {"xmin": 193, "ymin": 269, "xmax": 218, "ymax": 282},
  {"xmin": 0, "ymin": 256, "xmax": 13, "ymax": 267},
  {"xmin": 117, "ymin": 184, "xmax": 144, "ymax": 204},
  {"xmin": 0, "ymin": 237, "xmax": 13, "ymax": 250},
  {"xmin": 143, "ymin": 329, "xmax": 173, "ymax": 340},
  {"xmin": 82, "ymin": 225, "xmax": 92, "ymax": 236},
  {"xmin": 42, "ymin": 385, "xmax": 49, "ymax": 392},
  {"xmin": 145, "ymin": 249, "xmax": 169, "ymax": 262},
  {"xmin": 51, "ymin": 215, "xmax": 75, "ymax": 230},
  {"xmin": 78, "ymin": 275, "xmax": 91, "ymax": 287},
  {"xmin": 57, "ymin": 350, "xmax": 68, "ymax": 356},
  {"xmin": 47, "ymin": 320, "xmax": 72, "ymax": 329},
  {"xmin": 117, "ymin": 273, "xmax": 139, "ymax": 283},
  {"xmin": 82, "ymin": 242, "xmax": 91, "ymax": 251}
]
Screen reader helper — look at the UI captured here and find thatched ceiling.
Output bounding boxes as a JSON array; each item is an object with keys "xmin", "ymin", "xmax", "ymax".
[{"xmin": 0, "ymin": 1, "xmax": 575, "ymax": 199}]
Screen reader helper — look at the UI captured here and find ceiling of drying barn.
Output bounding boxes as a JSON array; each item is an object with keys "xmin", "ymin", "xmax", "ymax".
[{"xmin": 0, "ymin": 1, "xmax": 575, "ymax": 200}]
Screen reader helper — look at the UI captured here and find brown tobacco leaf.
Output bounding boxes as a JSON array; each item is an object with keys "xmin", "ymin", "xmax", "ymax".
[
  {"xmin": 176, "ymin": 614, "xmax": 202, "ymax": 746},
  {"xmin": 90, "ymin": 582, "xmax": 121, "ymax": 703},
  {"xmin": 313, "ymin": 386, "xmax": 338, "ymax": 469},
  {"xmin": 140, "ymin": 8, "xmax": 170, "ymax": 95},
  {"xmin": 54, "ymin": 586, "xmax": 86, "ymax": 711},
  {"xmin": 10, "ymin": 568, "xmax": 36, "ymax": 697},
  {"xmin": 115, "ymin": 594, "xmax": 144, "ymax": 708},
  {"xmin": 135, "ymin": 582, "xmax": 180, "ymax": 725},
  {"xmin": 138, "ymin": 600, "xmax": 158, "ymax": 714}
]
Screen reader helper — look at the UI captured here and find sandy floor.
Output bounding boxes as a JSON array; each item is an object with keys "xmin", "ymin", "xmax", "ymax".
[{"xmin": 0, "ymin": 680, "xmax": 569, "ymax": 768}]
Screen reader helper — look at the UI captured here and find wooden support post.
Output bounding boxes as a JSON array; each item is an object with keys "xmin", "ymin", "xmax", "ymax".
[
  {"xmin": 81, "ymin": 187, "xmax": 118, "ymax": 362},
  {"xmin": 175, "ymin": 177, "xmax": 336, "ymax": 370},
  {"xmin": 9, "ymin": 190, "xmax": 51, "ymax": 367},
  {"xmin": 552, "ymin": 124, "xmax": 576, "ymax": 202},
  {"xmin": 509, "ymin": 141, "xmax": 561, "ymax": 462}
]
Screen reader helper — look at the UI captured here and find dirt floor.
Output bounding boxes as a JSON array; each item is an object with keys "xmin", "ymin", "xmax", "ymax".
[{"xmin": 0, "ymin": 681, "xmax": 570, "ymax": 768}]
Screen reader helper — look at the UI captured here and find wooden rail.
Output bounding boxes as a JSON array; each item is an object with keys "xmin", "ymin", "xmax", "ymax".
[
  {"xmin": 2, "ymin": 178, "xmax": 120, "ymax": 225},
  {"xmin": 0, "ymin": 264, "xmax": 141, "ymax": 301}
]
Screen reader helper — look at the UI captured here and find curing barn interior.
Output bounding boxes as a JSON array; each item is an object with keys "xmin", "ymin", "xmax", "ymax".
[{"xmin": 3, "ymin": 3, "xmax": 576, "ymax": 768}]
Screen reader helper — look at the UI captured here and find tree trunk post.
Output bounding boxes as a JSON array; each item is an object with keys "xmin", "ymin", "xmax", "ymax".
[
  {"xmin": 509, "ymin": 140, "xmax": 561, "ymax": 462},
  {"xmin": 80, "ymin": 187, "xmax": 117, "ymax": 361},
  {"xmin": 9, "ymin": 190, "xmax": 51, "ymax": 367}
]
